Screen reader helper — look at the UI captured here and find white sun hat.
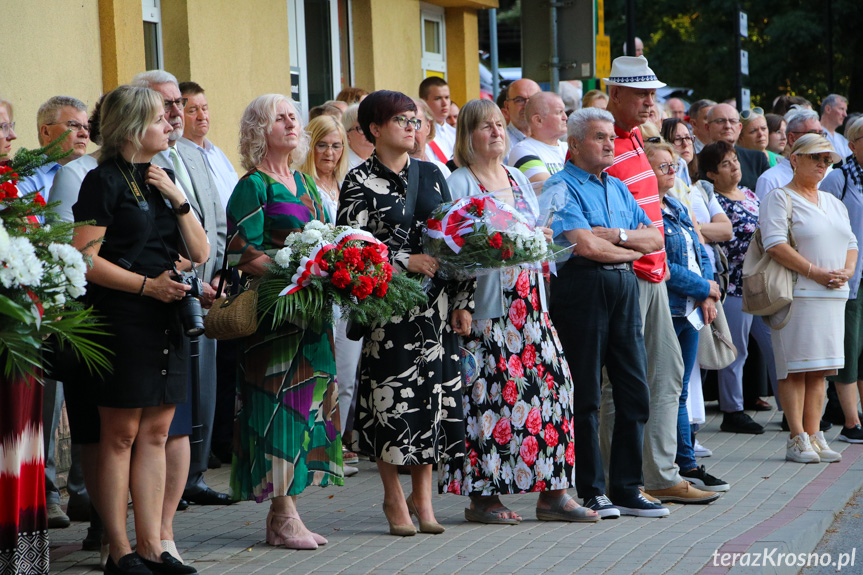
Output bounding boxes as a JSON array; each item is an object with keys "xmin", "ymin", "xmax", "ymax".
[{"xmin": 603, "ymin": 56, "xmax": 666, "ymax": 89}]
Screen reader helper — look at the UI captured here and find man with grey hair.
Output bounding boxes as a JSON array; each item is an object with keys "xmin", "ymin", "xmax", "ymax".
[
  {"xmin": 664, "ymin": 97, "xmax": 686, "ymax": 120},
  {"xmin": 506, "ymin": 91, "xmax": 568, "ymax": 184},
  {"xmin": 342, "ymin": 103, "xmax": 373, "ymax": 169},
  {"xmin": 543, "ymin": 107, "xmax": 672, "ymax": 518},
  {"xmin": 131, "ymin": 71, "xmax": 232, "ymax": 523},
  {"xmin": 755, "ymin": 108, "xmax": 830, "ymax": 199},
  {"xmin": 822, "ymin": 94, "xmax": 851, "ymax": 162},
  {"xmin": 688, "ymin": 99, "xmax": 716, "ymax": 153},
  {"xmin": 704, "ymin": 103, "xmax": 770, "ymax": 190},
  {"xmin": 19, "ymin": 95, "xmax": 91, "ymax": 530},
  {"xmin": 18, "ymin": 96, "xmax": 89, "ymax": 199}
]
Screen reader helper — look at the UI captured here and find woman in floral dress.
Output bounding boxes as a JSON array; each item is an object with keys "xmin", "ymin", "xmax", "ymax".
[
  {"xmin": 337, "ymin": 91, "xmax": 474, "ymax": 536},
  {"xmin": 441, "ymin": 99, "xmax": 597, "ymax": 523}
]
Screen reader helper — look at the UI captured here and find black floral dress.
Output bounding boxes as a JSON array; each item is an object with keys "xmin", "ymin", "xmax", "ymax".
[
  {"xmin": 337, "ymin": 154, "xmax": 474, "ymax": 475},
  {"xmin": 716, "ymin": 187, "xmax": 759, "ymax": 297}
]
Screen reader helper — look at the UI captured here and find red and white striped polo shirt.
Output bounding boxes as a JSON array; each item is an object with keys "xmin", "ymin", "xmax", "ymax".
[{"xmin": 605, "ymin": 124, "xmax": 667, "ymax": 283}]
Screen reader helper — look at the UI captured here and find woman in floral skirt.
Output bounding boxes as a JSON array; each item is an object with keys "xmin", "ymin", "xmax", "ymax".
[{"xmin": 441, "ymin": 99, "xmax": 597, "ymax": 523}]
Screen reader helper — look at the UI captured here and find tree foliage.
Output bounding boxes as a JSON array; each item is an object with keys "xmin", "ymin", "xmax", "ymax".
[{"xmin": 605, "ymin": 0, "xmax": 863, "ymax": 110}]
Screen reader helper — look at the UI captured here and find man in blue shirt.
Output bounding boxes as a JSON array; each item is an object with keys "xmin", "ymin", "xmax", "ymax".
[
  {"xmin": 18, "ymin": 96, "xmax": 90, "ymax": 201},
  {"xmin": 543, "ymin": 107, "xmax": 669, "ymax": 518}
]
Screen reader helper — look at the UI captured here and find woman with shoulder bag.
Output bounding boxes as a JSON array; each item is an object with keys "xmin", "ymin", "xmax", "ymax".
[
  {"xmin": 337, "ymin": 90, "xmax": 474, "ymax": 536},
  {"xmin": 73, "ymin": 85, "xmax": 208, "ymax": 575},
  {"xmin": 761, "ymin": 135, "xmax": 857, "ymax": 463}
]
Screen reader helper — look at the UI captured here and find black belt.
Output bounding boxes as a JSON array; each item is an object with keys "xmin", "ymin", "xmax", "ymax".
[{"xmin": 567, "ymin": 258, "xmax": 632, "ymax": 271}]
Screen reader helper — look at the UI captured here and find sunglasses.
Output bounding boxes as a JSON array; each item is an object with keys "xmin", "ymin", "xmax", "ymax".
[
  {"xmin": 804, "ymin": 153, "xmax": 834, "ymax": 166},
  {"xmin": 739, "ymin": 107, "xmax": 764, "ymax": 120},
  {"xmin": 645, "ymin": 137, "xmax": 662, "ymax": 143}
]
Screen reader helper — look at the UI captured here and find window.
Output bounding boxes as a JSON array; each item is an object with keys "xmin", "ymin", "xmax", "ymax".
[
  {"xmin": 421, "ymin": 3, "xmax": 446, "ymax": 78},
  {"xmin": 142, "ymin": 0, "xmax": 163, "ymax": 70}
]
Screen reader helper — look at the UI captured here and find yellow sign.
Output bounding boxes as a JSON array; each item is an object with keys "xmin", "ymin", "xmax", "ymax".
[
  {"xmin": 425, "ymin": 70, "xmax": 445, "ymax": 79},
  {"xmin": 597, "ymin": 0, "xmax": 605, "ymax": 35},
  {"xmin": 596, "ymin": 35, "xmax": 611, "ymax": 79}
]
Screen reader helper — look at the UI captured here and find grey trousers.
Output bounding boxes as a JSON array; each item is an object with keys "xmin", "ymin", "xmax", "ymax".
[
  {"xmin": 335, "ymin": 320, "xmax": 362, "ymax": 435},
  {"xmin": 185, "ymin": 335, "xmax": 218, "ymax": 492},
  {"xmin": 43, "ymin": 379, "xmax": 87, "ymax": 505},
  {"xmin": 599, "ymin": 278, "xmax": 685, "ymax": 491}
]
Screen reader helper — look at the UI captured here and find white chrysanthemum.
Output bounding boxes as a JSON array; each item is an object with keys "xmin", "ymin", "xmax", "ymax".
[
  {"xmin": 54, "ymin": 293, "xmax": 67, "ymax": 306},
  {"xmin": 304, "ymin": 220, "xmax": 327, "ymax": 232},
  {"xmin": 274, "ymin": 247, "xmax": 294, "ymax": 268},
  {"xmin": 0, "ymin": 221, "xmax": 10, "ymax": 255},
  {"xmin": 0, "ymin": 236, "xmax": 43, "ymax": 288},
  {"xmin": 300, "ymin": 229, "xmax": 324, "ymax": 244}
]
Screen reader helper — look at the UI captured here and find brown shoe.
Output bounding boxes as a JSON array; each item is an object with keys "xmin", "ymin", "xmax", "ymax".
[
  {"xmin": 644, "ymin": 481, "xmax": 720, "ymax": 504},
  {"xmin": 638, "ymin": 488, "xmax": 661, "ymax": 504}
]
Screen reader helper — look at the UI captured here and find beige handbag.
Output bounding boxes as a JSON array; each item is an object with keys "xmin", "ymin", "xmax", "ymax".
[
  {"xmin": 741, "ymin": 187, "xmax": 796, "ymax": 329},
  {"xmin": 697, "ymin": 299, "xmax": 737, "ymax": 369},
  {"xmin": 203, "ymin": 249, "xmax": 260, "ymax": 341}
]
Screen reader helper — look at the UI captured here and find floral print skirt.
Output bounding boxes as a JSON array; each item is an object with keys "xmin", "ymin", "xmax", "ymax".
[{"xmin": 441, "ymin": 269, "xmax": 575, "ymax": 495}]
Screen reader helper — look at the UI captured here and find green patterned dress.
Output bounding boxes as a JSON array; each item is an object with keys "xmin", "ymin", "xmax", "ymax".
[{"xmin": 227, "ymin": 169, "xmax": 343, "ymax": 501}]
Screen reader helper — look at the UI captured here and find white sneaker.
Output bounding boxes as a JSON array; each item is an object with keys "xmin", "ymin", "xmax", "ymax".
[
  {"xmin": 809, "ymin": 431, "xmax": 842, "ymax": 463},
  {"xmin": 786, "ymin": 433, "xmax": 820, "ymax": 463},
  {"xmin": 693, "ymin": 439, "xmax": 712, "ymax": 457},
  {"xmin": 344, "ymin": 464, "xmax": 359, "ymax": 477}
]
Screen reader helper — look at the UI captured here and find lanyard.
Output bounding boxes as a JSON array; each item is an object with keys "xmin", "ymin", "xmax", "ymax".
[{"xmin": 115, "ymin": 160, "xmax": 150, "ymax": 211}]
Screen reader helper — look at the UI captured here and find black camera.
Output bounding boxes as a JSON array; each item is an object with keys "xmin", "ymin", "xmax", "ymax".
[{"xmin": 173, "ymin": 273, "xmax": 205, "ymax": 337}]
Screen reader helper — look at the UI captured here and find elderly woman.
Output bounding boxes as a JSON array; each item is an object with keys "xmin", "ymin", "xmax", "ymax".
[
  {"xmin": 581, "ymin": 89, "xmax": 608, "ymax": 110},
  {"xmin": 73, "ymin": 85, "xmax": 208, "ymax": 574},
  {"xmin": 409, "ymin": 98, "xmax": 451, "ymax": 177},
  {"xmin": 765, "ymin": 114, "xmax": 788, "ymax": 157},
  {"xmin": 441, "ymin": 99, "xmax": 595, "ymax": 523},
  {"xmin": 697, "ymin": 141, "xmax": 777, "ymax": 437},
  {"xmin": 227, "ymin": 94, "xmax": 343, "ymax": 550},
  {"xmin": 0, "ymin": 97, "xmax": 16, "ymax": 163},
  {"xmin": 738, "ymin": 108, "xmax": 781, "ymax": 167},
  {"xmin": 337, "ymin": 90, "xmax": 473, "ymax": 536},
  {"xmin": 761, "ymin": 135, "xmax": 857, "ymax": 463},
  {"xmin": 342, "ymin": 104, "xmax": 375, "ymax": 169},
  {"xmin": 817, "ymin": 118, "xmax": 863, "ymax": 444},
  {"xmin": 644, "ymin": 141, "xmax": 728, "ymax": 497}
]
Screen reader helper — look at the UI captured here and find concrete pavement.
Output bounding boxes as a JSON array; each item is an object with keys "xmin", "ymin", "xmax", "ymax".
[{"xmin": 49, "ymin": 404, "xmax": 863, "ymax": 575}]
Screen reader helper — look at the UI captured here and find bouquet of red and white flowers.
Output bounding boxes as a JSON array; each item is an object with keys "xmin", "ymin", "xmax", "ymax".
[
  {"xmin": 423, "ymin": 191, "xmax": 569, "ymax": 280},
  {"xmin": 257, "ymin": 220, "xmax": 426, "ymax": 329}
]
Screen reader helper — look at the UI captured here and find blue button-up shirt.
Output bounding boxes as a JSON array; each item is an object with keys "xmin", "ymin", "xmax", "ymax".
[
  {"xmin": 18, "ymin": 161, "xmax": 61, "ymax": 201},
  {"xmin": 542, "ymin": 161, "xmax": 652, "ymax": 259}
]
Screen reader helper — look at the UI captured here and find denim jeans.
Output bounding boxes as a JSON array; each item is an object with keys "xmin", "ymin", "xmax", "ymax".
[{"xmin": 672, "ymin": 316, "xmax": 698, "ymax": 472}]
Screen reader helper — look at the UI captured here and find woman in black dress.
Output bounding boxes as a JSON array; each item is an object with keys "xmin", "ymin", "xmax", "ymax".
[
  {"xmin": 73, "ymin": 85, "xmax": 208, "ymax": 575},
  {"xmin": 337, "ymin": 90, "xmax": 474, "ymax": 536}
]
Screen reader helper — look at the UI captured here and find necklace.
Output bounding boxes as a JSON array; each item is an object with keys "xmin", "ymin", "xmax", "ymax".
[
  {"xmin": 259, "ymin": 167, "xmax": 296, "ymax": 193},
  {"xmin": 315, "ymin": 175, "xmax": 339, "ymax": 202}
]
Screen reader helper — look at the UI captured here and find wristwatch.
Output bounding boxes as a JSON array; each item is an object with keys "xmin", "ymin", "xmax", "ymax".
[
  {"xmin": 618, "ymin": 228, "xmax": 628, "ymax": 244},
  {"xmin": 173, "ymin": 201, "xmax": 191, "ymax": 215}
]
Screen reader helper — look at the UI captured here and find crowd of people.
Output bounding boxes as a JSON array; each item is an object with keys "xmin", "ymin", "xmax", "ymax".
[{"xmin": 2, "ymin": 50, "xmax": 862, "ymax": 575}]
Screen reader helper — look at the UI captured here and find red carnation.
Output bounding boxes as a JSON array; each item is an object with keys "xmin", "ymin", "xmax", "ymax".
[
  {"xmin": 501, "ymin": 246, "xmax": 514, "ymax": 260},
  {"xmin": 352, "ymin": 275, "xmax": 375, "ymax": 299},
  {"xmin": 489, "ymin": 232, "xmax": 503, "ymax": 249},
  {"xmin": 470, "ymin": 196, "xmax": 485, "ymax": 216},
  {"xmin": 526, "ymin": 407, "xmax": 542, "ymax": 435},
  {"xmin": 32, "ymin": 193, "xmax": 46, "ymax": 206},
  {"xmin": 515, "ymin": 271, "xmax": 530, "ymax": 298},
  {"xmin": 319, "ymin": 260, "xmax": 329, "ymax": 271},
  {"xmin": 522, "ymin": 344, "xmax": 537, "ymax": 369},
  {"xmin": 502, "ymin": 380, "xmax": 518, "ymax": 405},
  {"xmin": 332, "ymin": 268, "xmax": 352, "ymax": 289},
  {"xmin": 520, "ymin": 435, "xmax": 539, "ymax": 466},
  {"xmin": 382, "ymin": 263, "xmax": 393, "ymax": 281},
  {"xmin": 544, "ymin": 423, "xmax": 559, "ymax": 448},
  {"xmin": 374, "ymin": 281, "xmax": 388, "ymax": 297},
  {"xmin": 492, "ymin": 417, "xmax": 512, "ymax": 445},
  {"xmin": 342, "ymin": 246, "xmax": 362, "ymax": 267},
  {"xmin": 362, "ymin": 245, "xmax": 384, "ymax": 264}
]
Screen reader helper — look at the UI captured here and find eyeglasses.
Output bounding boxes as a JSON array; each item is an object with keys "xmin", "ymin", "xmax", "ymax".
[
  {"xmin": 392, "ymin": 115, "xmax": 422, "ymax": 130},
  {"xmin": 349, "ymin": 125, "xmax": 363, "ymax": 134},
  {"xmin": 645, "ymin": 137, "xmax": 662, "ymax": 143},
  {"xmin": 164, "ymin": 98, "xmax": 188, "ymax": 111},
  {"xmin": 739, "ymin": 107, "xmax": 764, "ymax": 120},
  {"xmin": 46, "ymin": 120, "xmax": 89, "ymax": 133},
  {"xmin": 657, "ymin": 162, "xmax": 679, "ymax": 175},
  {"xmin": 672, "ymin": 136, "xmax": 694, "ymax": 146},
  {"xmin": 506, "ymin": 96, "xmax": 530, "ymax": 106},
  {"xmin": 315, "ymin": 142, "xmax": 344, "ymax": 152},
  {"xmin": 709, "ymin": 118, "xmax": 740, "ymax": 126},
  {"xmin": 0, "ymin": 122, "xmax": 16, "ymax": 138},
  {"xmin": 789, "ymin": 129, "xmax": 828, "ymax": 137},
  {"xmin": 804, "ymin": 153, "xmax": 835, "ymax": 166}
]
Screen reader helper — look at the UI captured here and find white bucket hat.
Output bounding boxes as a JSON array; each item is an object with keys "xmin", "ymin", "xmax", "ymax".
[{"xmin": 603, "ymin": 56, "xmax": 666, "ymax": 89}]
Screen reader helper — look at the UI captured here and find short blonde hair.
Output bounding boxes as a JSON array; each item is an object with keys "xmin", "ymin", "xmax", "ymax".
[
  {"xmin": 98, "ymin": 85, "xmax": 163, "ymax": 164},
  {"xmin": 845, "ymin": 117, "xmax": 863, "ymax": 144},
  {"xmin": 454, "ymin": 99, "xmax": 509, "ymax": 166},
  {"xmin": 789, "ymin": 133, "xmax": 841, "ymax": 164},
  {"xmin": 238, "ymin": 94, "xmax": 309, "ymax": 172},
  {"xmin": 298, "ymin": 115, "xmax": 349, "ymax": 183},
  {"xmin": 582, "ymin": 89, "xmax": 608, "ymax": 109},
  {"xmin": 645, "ymin": 140, "xmax": 677, "ymax": 163},
  {"xmin": 412, "ymin": 98, "xmax": 436, "ymax": 141}
]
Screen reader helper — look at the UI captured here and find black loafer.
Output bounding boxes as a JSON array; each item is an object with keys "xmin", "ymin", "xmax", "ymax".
[
  {"xmin": 182, "ymin": 487, "xmax": 234, "ymax": 506},
  {"xmin": 105, "ymin": 552, "xmax": 152, "ymax": 574},
  {"xmin": 176, "ymin": 499, "xmax": 189, "ymax": 511},
  {"xmin": 140, "ymin": 552, "xmax": 197, "ymax": 574}
]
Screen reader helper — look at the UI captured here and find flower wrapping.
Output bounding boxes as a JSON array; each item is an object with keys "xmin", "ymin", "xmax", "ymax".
[{"xmin": 423, "ymin": 191, "xmax": 569, "ymax": 280}]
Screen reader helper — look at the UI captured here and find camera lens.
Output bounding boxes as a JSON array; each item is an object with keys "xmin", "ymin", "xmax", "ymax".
[{"xmin": 180, "ymin": 295, "xmax": 205, "ymax": 337}]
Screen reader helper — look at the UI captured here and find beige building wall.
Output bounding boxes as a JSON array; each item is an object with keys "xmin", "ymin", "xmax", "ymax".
[
  {"xmin": 0, "ymin": 1, "xmax": 103, "ymax": 156},
  {"xmin": 161, "ymin": 0, "xmax": 292, "ymax": 172}
]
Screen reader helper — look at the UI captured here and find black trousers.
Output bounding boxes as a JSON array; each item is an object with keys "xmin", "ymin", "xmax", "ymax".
[{"xmin": 550, "ymin": 264, "xmax": 650, "ymax": 500}]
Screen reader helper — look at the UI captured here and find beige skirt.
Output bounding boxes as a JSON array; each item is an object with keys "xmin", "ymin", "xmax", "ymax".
[{"xmin": 770, "ymin": 295, "xmax": 846, "ymax": 379}]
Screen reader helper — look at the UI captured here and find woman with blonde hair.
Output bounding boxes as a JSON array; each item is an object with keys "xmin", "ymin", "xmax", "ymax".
[
  {"xmin": 73, "ymin": 84, "xmax": 209, "ymax": 574},
  {"xmin": 0, "ymin": 97, "xmax": 16, "ymax": 163},
  {"xmin": 582, "ymin": 89, "xmax": 608, "ymax": 110},
  {"xmin": 298, "ymin": 115, "xmax": 349, "ymax": 221},
  {"xmin": 737, "ymin": 107, "xmax": 781, "ymax": 167},
  {"xmin": 228, "ymin": 94, "xmax": 343, "ymax": 550},
  {"xmin": 761, "ymin": 134, "xmax": 857, "ymax": 463}
]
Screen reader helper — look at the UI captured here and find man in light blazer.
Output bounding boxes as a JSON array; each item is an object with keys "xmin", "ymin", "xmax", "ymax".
[{"xmin": 132, "ymin": 71, "xmax": 231, "ymax": 524}]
